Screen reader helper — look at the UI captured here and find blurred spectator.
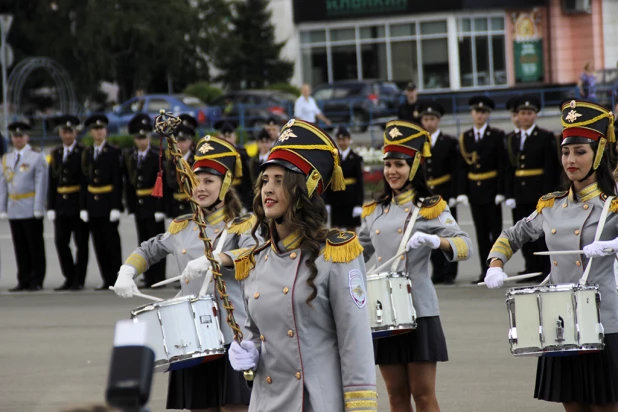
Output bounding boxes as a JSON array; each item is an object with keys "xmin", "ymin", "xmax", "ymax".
[
  {"xmin": 218, "ymin": 122, "xmax": 254, "ymax": 210},
  {"xmin": 249, "ymin": 128, "xmax": 271, "ymax": 184},
  {"xmin": 397, "ymin": 82, "xmax": 421, "ymax": 124},
  {"xmin": 577, "ymin": 62, "xmax": 597, "ymax": 101},
  {"xmin": 294, "ymin": 84, "xmax": 332, "ymax": 126}
]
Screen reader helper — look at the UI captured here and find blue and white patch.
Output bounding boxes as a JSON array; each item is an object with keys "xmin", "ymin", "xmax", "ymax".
[
  {"xmin": 348, "ymin": 269, "xmax": 366, "ymax": 308},
  {"xmin": 438, "ymin": 212, "xmax": 457, "ymax": 227}
]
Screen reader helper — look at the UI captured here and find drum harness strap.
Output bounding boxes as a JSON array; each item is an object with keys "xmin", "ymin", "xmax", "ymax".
[
  {"xmin": 579, "ymin": 195, "xmax": 614, "ymax": 286},
  {"xmin": 198, "ymin": 228, "xmax": 229, "ymax": 296}
]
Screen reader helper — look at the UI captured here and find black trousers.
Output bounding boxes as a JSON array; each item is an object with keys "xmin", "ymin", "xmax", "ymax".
[
  {"xmin": 54, "ymin": 215, "xmax": 89, "ymax": 287},
  {"xmin": 430, "ymin": 207, "xmax": 459, "ymax": 281},
  {"xmin": 512, "ymin": 203, "xmax": 551, "ymax": 275},
  {"xmin": 135, "ymin": 216, "xmax": 166, "ymax": 285},
  {"xmin": 470, "ymin": 203, "xmax": 503, "ymax": 276},
  {"xmin": 9, "ymin": 218, "xmax": 46, "ymax": 288},
  {"xmin": 89, "ymin": 216, "xmax": 122, "ymax": 286}
]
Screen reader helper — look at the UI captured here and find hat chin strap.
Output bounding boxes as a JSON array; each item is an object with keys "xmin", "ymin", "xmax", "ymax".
[
  {"xmin": 408, "ymin": 152, "xmax": 421, "ymax": 181},
  {"xmin": 579, "ymin": 138, "xmax": 606, "ymax": 182}
]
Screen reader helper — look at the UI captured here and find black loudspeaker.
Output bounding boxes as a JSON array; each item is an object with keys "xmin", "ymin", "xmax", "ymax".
[{"xmin": 105, "ymin": 345, "xmax": 155, "ymax": 412}]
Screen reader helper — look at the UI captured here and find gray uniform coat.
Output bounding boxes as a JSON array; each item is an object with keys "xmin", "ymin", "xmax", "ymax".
[
  {"xmin": 358, "ymin": 191, "xmax": 473, "ymax": 317},
  {"xmin": 124, "ymin": 209, "xmax": 257, "ymax": 345},
  {"xmin": 235, "ymin": 230, "xmax": 378, "ymax": 412},
  {"xmin": 0, "ymin": 144, "xmax": 48, "ymax": 219},
  {"xmin": 488, "ymin": 184, "xmax": 618, "ymax": 334}
]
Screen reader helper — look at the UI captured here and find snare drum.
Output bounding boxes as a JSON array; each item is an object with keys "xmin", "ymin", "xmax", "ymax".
[
  {"xmin": 506, "ymin": 284, "xmax": 604, "ymax": 356},
  {"xmin": 131, "ymin": 294, "xmax": 226, "ymax": 372},
  {"xmin": 366, "ymin": 272, "xmax": 417, "ymax": 338}
]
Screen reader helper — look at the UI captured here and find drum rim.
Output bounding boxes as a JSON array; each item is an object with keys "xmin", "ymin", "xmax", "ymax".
[
  {"xmin": 506, "ymin": 283, "xmax": 600, "ymax": 296},
  {"xmin": 367, "ymin": 271, "xmax": 409, "ymax": 281},
  {"xmin": 130, "ymin": 293, "xmax": 217, "ymax": 315}
]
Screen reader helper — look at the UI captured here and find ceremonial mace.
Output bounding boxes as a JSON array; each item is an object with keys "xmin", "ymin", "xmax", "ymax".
[{"xmin": 153, "ymin": 110, "xmax": 254, "ymax": 381}]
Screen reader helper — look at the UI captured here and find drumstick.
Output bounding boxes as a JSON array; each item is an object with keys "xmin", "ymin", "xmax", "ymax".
[
  {"xmin": 534, "ymin": 248, "xmax": 614, "ymax": 256},
  {"xmin": 477, "ymin": 272, "xmax": 543, "ymax": 286},
  {"xmin": 151, "ymin": 275, "xmax": 182, "ymax": 288},
  {"xmin": 368, "ymin": 250, "xmax": 407, "ymax": 276},
  {"xmin": 108, "ymin": 286, "xmax": 164, "ymax": 302}
]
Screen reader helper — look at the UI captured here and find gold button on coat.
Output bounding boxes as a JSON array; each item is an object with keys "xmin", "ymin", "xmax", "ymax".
[
  {"xmin": 377, "ymin": 256, "xmax": 382, "ymax": 261},
  {"xmin": 264, "ymin": 255, "xmax": 268, "ymax": 261},
  {"xmin": 214, "ymin": 228, "xmax": 220, "ymax": 233},
  {"xmin": 266, "ymin": 376, "xmax": 272, "ymax": 384},
  {"xmin": 553, "ymin": 261, "xmax": 558, "ymax": 266},
  {"xmin": 400, "ymin": 255, "xmax": 405, "ymax": 260},
  {"xmin": 375, "ymin": 229, "xmax": 380, "ymax": 234},
  {"xmin": 288, "ymin": 330, "xmax": 294, "ymax": 337},
  {"xmin": 295, "ymin": 372, "xmax": 301, "ymax": 380},
  {"xmin": 574, "ymin": 230, "xmax": 580, "ymax": 235},
  {"xmin": 583, "ymin": 204, "xmax": 589, "ymax": 210},
  {"xmin": 576, "ymin": 261, "xmax": 581, "ymax": 267},
  {"xmin": 254, "ymin": 292, "xmax": 260, "ymax": 299},
  {"xmin": 397, "ymin": 228, "xmax": 402, "ymax": 234},
  {"xmin": 181, "ymin": 249, "xmax": 187, "ymax": 254},
  {"xmin": 290, "ymin": 252, "xmax": 297, "ymax": 259},
  {"xmin": 384, "ymin": 208, "xmax": 389, "ymax": 213},
  {"xmin": 193, "ymin": 227, "xmax": 198, "ymax": 231},
  {"xmin": 551, "ymin": 229, "xmax": 556, "ymax": 234},
  {"xmin": 283, "ymin": 287, "xmax": 289, "ymax": 294},
  {"xmin": 404, "ymin": 208, "xmax": 410, "ymax": 212},
  {"xmin": 562, "ymin": 203, "xmax": 567, "ymax": 208},
  {"xmin": 260, "ymin": 335, "xmax": 265, "ymax": 341}
]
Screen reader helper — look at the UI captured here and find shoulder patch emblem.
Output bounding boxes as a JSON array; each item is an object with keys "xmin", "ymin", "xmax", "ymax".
[{"xmin": 348, "ymin": 269, "xmax": 366, "ymax": 308}]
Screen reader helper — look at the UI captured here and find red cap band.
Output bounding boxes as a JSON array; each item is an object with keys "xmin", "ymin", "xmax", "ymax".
[
  {"xmin": 267, "ymin": 150, "xmax": 324, "ymax": 195},
  {"xmin": 562, "ymin": 127, "xmax": 603, "ymax": 141},
  {"xmin": 193, "ymin": 159, "xmax": 227, "ymax": 175},
  {"xmin": 383, "ymin": 145, "xmax": 418, "ymax": 157}
]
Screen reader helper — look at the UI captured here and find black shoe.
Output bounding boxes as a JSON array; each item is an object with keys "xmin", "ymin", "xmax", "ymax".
[
  {"xmin": 27, "ymin": 285, "xmax": 43, "ymax": 291},
  {"xmin": 431, "ymin": 276, "xmax": 444, "ymax": 285},
  {"xmin": 443, "ymin": 277, "xmax": 456, "ymax": 285},
  {"xmin": 54, "ymin": 282, "xmax": 72, "ymax": 291},
  {"xmin": 9, "ymin": 285, "xmax": 26, "ymax": 292},
  {"xmin": 70, "ymin": 284, "xmax": 84, "ymax": 291},
  {"xmin": 470, "ymin": 275, "xmax": 485, "ymax": 285},
  {"xmin": 94, "ymin": 284, "xmax": 111, "ymax": 291}
]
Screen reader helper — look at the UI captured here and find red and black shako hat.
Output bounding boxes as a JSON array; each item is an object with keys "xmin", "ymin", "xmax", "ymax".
[
  {"xmin": 261, "ymin": 118, "xmax": 345, "ymax": 198},
  {"xmin": 193, "ymin": 135, "xmax": 242, "ymax": 201}
]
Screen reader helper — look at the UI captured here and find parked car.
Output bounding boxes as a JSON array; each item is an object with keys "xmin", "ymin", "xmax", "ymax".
[
  {"xmin": 105, "ymin": 94, "xmax": 209, "ymax": 134},
  {"xmin": 207, "ymin": 90, "xmax": 294, "ymax": 136},
  {"xmin": 311, "ymin": 80, "xmax": 401, "ymax": 132}
]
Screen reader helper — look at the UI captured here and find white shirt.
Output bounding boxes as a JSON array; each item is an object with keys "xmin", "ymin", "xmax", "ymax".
[
  {"xmin": 294, "ymin": 96, "xmax": 322, "ymax": 123},
  {"xmin": 183, "ymin": 150, "xmax": 192, "ymax": 161},
  {"xmin": 430, "ymin": 130, "xmax": 441, "ymax": 147},
  {"xmin": 340, "ymin": 147, "xmax": 351, "ymax": 161},
  {"xmin": 259, "ymin": 154, "xmax": 269, "ymax": 163},
  {"xmin": 520, "ymin": 124, "xmax": 536, "ymax": 151},
  {"xmin": 63, "ymin": 140, "xmax": 77, "ymax": 162},
  {"xmin": 473, "ymin": 124, "xmax": 488, "ymax": 142},
  {"xmin": 93, "ymin": 140, "xmax": 107, "ymax": 158}
]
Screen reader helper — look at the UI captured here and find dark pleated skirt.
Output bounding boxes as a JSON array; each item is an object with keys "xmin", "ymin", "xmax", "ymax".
[
  {"xmin": 373, "ymin": 316, "xmax": 449, "ymax": 364},
  {"xmin": 534, "ymin": 333, "xmax": 618, "ymax": 404},
  {"xmin": 166, "ymin": 345, "xmax": 251, "ymax": 410}
]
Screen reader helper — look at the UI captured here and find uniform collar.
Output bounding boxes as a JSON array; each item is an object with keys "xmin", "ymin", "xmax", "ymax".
[
  {"xmin": 340, "ymin": 147, "xmax": 351, "ymax": 161},
  {"xmin": 430, "ymin": 130, "xmax": 440, "ymax": 146},
  {"xmin": 392, "ymin": 189, "xmax": 415, "ymax": 205},
  {"xmin": 204, "ymin": 207, "xmax": 226, "ymax": 225},
  {"xmin": 15, "ymin": 144, "xmax": 31, "ymax": 155},
  {"xmin": 63, "ymin": 140, "xmax": 77, "ymax": 152},
  {"xmin": 273, "ymin": 229, "xmax": 303, "ymax": 253},
  {"xmin": 473, "ymin": 123, "xmax": 488, "ymax": 137},
  {"xmin": 521, "ymin": 124, "xmax": 536, "ymax": 136},
  {"xmin": 569, "ymin": 182, "xmax": 602, "ymax": 203}
]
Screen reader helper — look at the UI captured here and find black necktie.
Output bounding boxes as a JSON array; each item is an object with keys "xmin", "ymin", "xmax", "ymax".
[
  {"xmin": 137, "ymin": 153, "xmax": 144, "ymax": 168},
  {"xmin": 14, "ymin": 153, "xmax": 20, "ymax": 168}
]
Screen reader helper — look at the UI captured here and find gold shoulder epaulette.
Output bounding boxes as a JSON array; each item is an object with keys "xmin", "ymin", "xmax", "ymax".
[
  {"xmin": 323, "ymin": 230, "xmax": 364, "ymax": 263},
  {"xmin": 228, "ymin": 213, "xmax": 256, "ymax": 235},
  {"xmin": 419, "ymin": 195, "xmax": 446, "ymax": 220},
  {"xmin": 234, "ymin": 241, "xmax": 270, "ymax": 280},
  {"xmin": 361, "ymin": 201, "xmax": 378, "ymax": 219},
  {"xmin": 167, "ymin": 214, "xmax": 193, "ymax": 234},
  {"xmin": 536, "ymin": 191, "xmax": 568, "ymax": 214},
  {"xmin": 609, "ymin": 197, "xmax": 618, "ymax": 214}
]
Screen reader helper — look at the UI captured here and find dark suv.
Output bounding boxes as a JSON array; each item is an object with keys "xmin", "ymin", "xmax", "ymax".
[{"xmin": 311, "ymin": 80, "xmax": 401, "ymax": 132}]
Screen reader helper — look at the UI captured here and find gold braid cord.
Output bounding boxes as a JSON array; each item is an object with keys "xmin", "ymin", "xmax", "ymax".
[{"xmin": 154, "ymin": 110, "xmax": 243, "ymax": 343}]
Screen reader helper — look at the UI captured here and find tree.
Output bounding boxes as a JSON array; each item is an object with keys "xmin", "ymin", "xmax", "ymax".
[{"xmin": 214, "ymin": 0, "xmax": 294, "ymax": 89}]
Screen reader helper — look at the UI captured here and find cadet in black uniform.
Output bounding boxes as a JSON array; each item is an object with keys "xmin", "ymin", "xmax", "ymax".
[
  {"xmin": 325, "ymin": 126, "xmax": 364, "ymax": 231},
  {"xmin": 264, "ymin": 116, "xmax": 280, "ymax": 143},
  {"xmin": 397, "ymin": 82, "xmax": 421, "ymax": 124},
  {"xmin": 165, "ymin": 118, "xmax": 195, "ymax": 218},
  {"xmin": 419, "ymin": 102, "xmax": 460, "ymax": 284},
  {"xmin": 123, "ymin": 114, "xmax": 167, "ymax": 287},
  {"xmin": 47, "ymin": 115, "xmax": 89, "ymax": 291},
  {"xmin": 80, "ymin": 114, "xmax": 123, "ymax": 290},
  {"xmin": 456, "ymin": 96, "xmax": 506, "ymax": 283},
  {"xmin": 504, "ymin": 96, "xmax": 558, "ymax": 282},
  {"xmin": 219, "ymin": 122, "xmax": 253, "ymax": 211},
  {"xmin": 249, "ymin": 128, "xmax": 271, "ymax": 185}
]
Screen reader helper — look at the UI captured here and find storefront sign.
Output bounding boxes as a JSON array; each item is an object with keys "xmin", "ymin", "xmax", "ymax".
[{"xmin": 512, "ymin": 9, "xmax": 544, "ymax": 83}]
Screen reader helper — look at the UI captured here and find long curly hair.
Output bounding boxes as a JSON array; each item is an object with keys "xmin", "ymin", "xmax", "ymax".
[
  {"xmin": 251, "ymin": 168, "xmax": 332, "ymax": 305},
  {"xmin": 221, "ymin": 188, "xmax": 243, "ymax": 222}
]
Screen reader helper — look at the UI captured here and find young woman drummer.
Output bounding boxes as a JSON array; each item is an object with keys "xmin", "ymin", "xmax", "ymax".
[
  {"xmin": 194, "ymin": 119, "xmax": 378, "ymax": 411},
  {"xmin": 358, "ymin": 119, "xmax": 472, "ymax": 412},
  {"xmin": 485, "ymin": 100, "xmax": 618, "ymax": 411},
  {"xmin": 113, "ymin": 135, "xmax": 256, "ymax": 412}
]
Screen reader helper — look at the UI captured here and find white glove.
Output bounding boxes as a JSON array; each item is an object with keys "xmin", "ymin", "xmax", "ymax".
[
  {"xmin": 128, "ymin": 213, "xmax": 135, "ymax": 220},
  {"xmin": 583, "ymin": 238, "xmax": 618, "ymax": 258},
  {"xmin": 0, "ymin": 212, "xmax": 7, "ymax": 219},
  {"xmin": 456, "ymin": 195, "xmax": 469, "ymax": 206},
  {"xmin": 505, "ymin": 199, "xmax": 516, "ymax": 209},
  {"xmin": 406, "ymin": 231, "xmax": 441, "ymax": 250},
  {"xmin": 113, "ymin": 265, "xmax": 138, "ymax": 298},
  {"xmin": 229, "ymin": 340, "xmax": 259, "ymax": 371},
  {"xmin": 154, "ymin": 212, "xmax": 165, "ymax": 222},
  {"xmin": 110, "ymin": 209, "xmax": 121, "ymax": 222},
  {"xmin": 47, "ymin": 210, "xmax": 56, "ymax": 221},
  {"xmin": 448, "ymin": 198, "xmax": 457, "ymax": 208},
  {"xmin": 181, "ymin": 254, "xmax": 220, "ymax": 284},
  {"xmin": 484, "ymin": 267, "xmax": 508, "ymax": 289},
  {"xmin": 80, "ymin": 210, "xmax": 89, "ymax": 223},
  {"xmin": 495, "ymin": 194, "xmax": 505, "ymax": 205},
  {"xmin": 352, "ymin": 206, "xmax": 362, "ymax": 218},
  {"xmin": 325, "ymin": 205, "xmax": 332, "ymax": 215},
  {"xmin": 34, "ymin": 210, "xmax": 44, "ymax": 219}
]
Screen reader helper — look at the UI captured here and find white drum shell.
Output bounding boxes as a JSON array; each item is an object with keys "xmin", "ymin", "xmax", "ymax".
[
  {"xmin": 506, "ymin": 284, "xmax": 604, "ymax": 356},
  {"xmin": 366, "ymin": 272, "xmax": 417, "ymax": 332}
]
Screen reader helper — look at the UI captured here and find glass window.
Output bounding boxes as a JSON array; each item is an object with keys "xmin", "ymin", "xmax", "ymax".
[
  {"xmin": 491, "ymin": 17, "xmax": 504, "ymax": 31},
  {"xmin": 146, "ymin": 98, "xmax": 170, "ymax": 113},
  {"xmin": 460, "ymin": 18, "xmax": 471, "ymax": 33},
  {"xmin": 475, "ymin": 37, "xmax": 490, "ymax": 86},
  {"xmin": 459, "ymin": 38, "xmax": 473, "ymax": 87},
  {"xmin": 331, "ymin": 45, "xmax": 358, "ymax": 80},
  {"xmin": 360, "ymin": 26, "xmax": 385, "ymax": 39},
  {"xmin": 301, "ymin": 30, "xmax": 326, "ymax": 44},
  {"xmin": 331, "ymin": 28, "xmax": 355, "ymax": 42},
  {"xmin": 390, "ymin": 23, "xmax": 416, "ymax": 38},
  {"xmin": 492, "ymin": 35, "xmax": 507, "ymax": 85},
  {"xmin": 301, "ymin": 47, "xmax": 328, "ymax": 86},
  {"xmin": 420, "ymin": 21, "xmax": 447, "ymax": 35},
  {"xmin": 360, "ymin": 43, "xmax": 387, "ymax": 80},
  {"xmin": 391, "ymin": 40, "xmax": 418, "ymax": 84},
  {"xmin": 474, "ymin": 18, "xmax": 488, "ymax": 32},
  {"xmin": 421, "ymin": 38, "xmax": 449, "ymax": 89}
]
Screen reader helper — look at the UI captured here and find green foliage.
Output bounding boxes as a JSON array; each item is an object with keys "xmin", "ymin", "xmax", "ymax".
[
  {"xmin": 214, "ymin": 0, "xmax": 294, "ymax": 89},
  {"xmin": 183, "ymin": 82, "xmax": 223, "ymax": 103},
  {"xmin": 267, "ymin": 83, "xmax": 301, "ymax": 97}
]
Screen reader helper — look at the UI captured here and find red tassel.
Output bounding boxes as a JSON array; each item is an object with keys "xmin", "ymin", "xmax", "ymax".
[{"xmin": 152, "ymin": 172, "xmax": 164, "ymax": 198}]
